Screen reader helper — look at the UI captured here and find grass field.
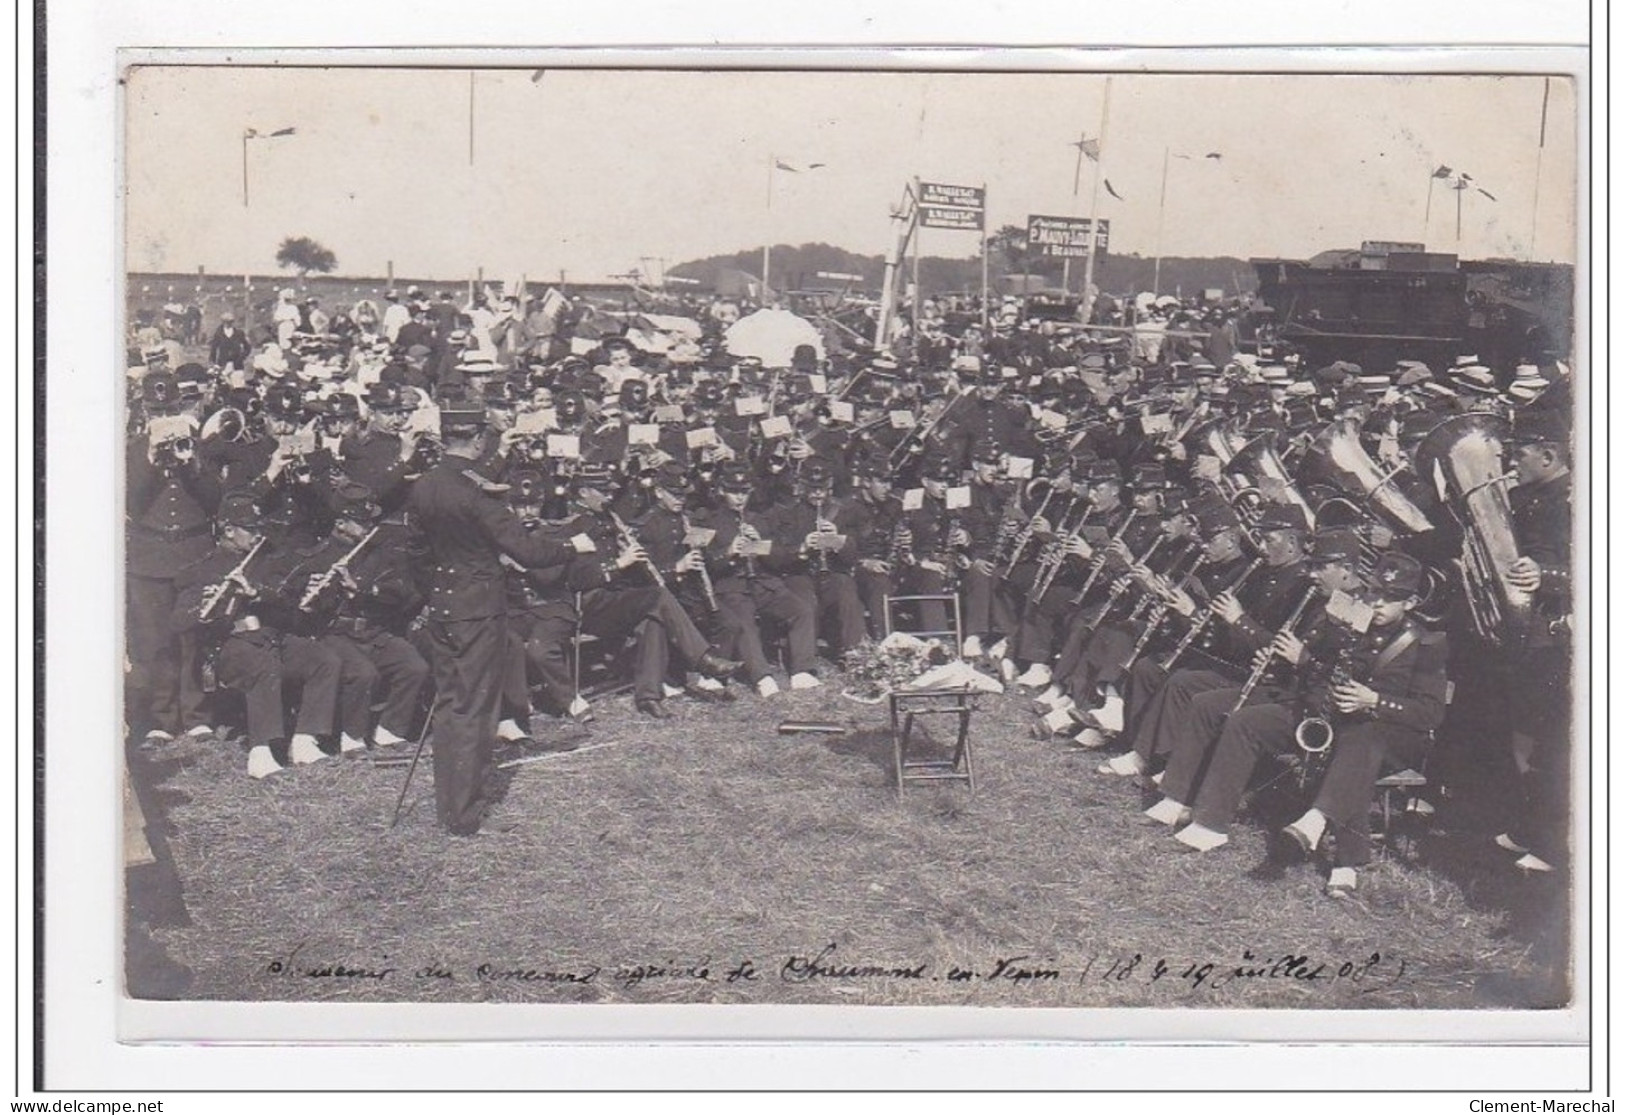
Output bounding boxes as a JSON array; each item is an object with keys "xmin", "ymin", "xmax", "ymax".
[{"xmin": 125, "ymin": 675, "xmax": 1570, "ymax": 1011}]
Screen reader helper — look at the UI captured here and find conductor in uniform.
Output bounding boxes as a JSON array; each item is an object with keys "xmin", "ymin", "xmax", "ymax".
[{"xmin": 406, "ymin": 402, "xmax": 584, "ymax": 835}]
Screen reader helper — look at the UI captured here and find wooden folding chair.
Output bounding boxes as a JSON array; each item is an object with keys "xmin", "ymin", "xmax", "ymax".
[{"xmin": 881, "ymin": 592, "xmax": 976, "ymax": 797}]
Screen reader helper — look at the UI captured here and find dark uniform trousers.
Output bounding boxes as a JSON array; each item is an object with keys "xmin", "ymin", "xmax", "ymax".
[
  {"xmin": 321, "ymin": 626, "xmax": 429, "ymax": 739},
  {"xmin": 783, "ymin": 571, "xmax": 867, "ymax": 656},
  {"xmin": 129, "ymin": 574, "xmax": 209, "ymax": 735},
  {"xmin": 1120, "ymin": 659, "xmax": 1170, "ymax": 741},
  {"xmin": 1156, "ymin": 684, "xmax": 1282, "ymax": 820},
  {"xmin": 714, "ymin": 575, "xmax": 817, "ymax": 682},
  {"xmin": 424, "ymin": 614, "xmax": 509, "ymax": 834},
  {"xmin": 961, "ymin": 566, "xmax": 1018, "ymax": 644},
  {"xmin": 1011, "ymin": 574, "xmax": 1089, "ymax": 666},
  {"xmin": 521, "ymin": 585, "xmax": 712, "ymax": 707},
  {"xmin": 854, "ymin": 566, "xmax": 894, "ymax": 640},
  {"xmin": 212, "ymin": 630, "xmax": 341, "ymax": 750},
  {"xmin": 1053, "ymin": 614, "xmax": 1136, "ymax": 702},
  {"xmin": 1127, "ymin": 667, "xmax": 1238, "ymax": 768}
]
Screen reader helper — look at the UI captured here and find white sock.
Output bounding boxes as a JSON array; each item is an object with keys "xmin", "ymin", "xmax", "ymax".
[
  {"xmin": 496, "ymin": 718, "xmax": 527, "ymax": 741},
  {"xmin": 339, "ymin": 733, "xmax": 366, "ymax": 753},
  {"xmin": 373, "ymin": 726, "xmax": 407, "ymax": 747},
  {"xmin": 1174, "ymin": 823, "xmax": 1229, "ymax": 852},
  {"xmin": 1289, "ymin": 808, "xmax": 1328, "ymax": 850},
  {"xmin": 1144, "ymin": 797, "xmax": 1189, "ymax": 826}
]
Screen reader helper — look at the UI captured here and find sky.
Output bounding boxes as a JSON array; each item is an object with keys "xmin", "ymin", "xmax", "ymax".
[{"xmin": 123, "ymin": 67, "xmax": 1578, "ymax": 283}]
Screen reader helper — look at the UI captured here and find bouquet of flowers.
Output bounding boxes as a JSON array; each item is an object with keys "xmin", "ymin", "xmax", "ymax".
[{"xmin": 839, "ymin": 633, "xmax": 955, "ymax": 703}]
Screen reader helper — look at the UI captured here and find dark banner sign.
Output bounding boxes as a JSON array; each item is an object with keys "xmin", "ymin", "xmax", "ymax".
[
  {"xmin": 919, "ymin": 181, "xmax": 985, "ymax": 230},
  {"xmin": 1027, "ymin": 214, "xmax": 1110, "ymax": 256}
]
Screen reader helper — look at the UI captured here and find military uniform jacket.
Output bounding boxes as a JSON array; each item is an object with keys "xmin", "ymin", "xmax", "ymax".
[
  {"xmin": 406, "ymin": 458, "xmax": 576, "ymax": 622},
  {"xmin": 344, "ymin": 431, "xmax": 420, "ymax": 514},
  {"xmin": 1297, "ymin": 617, "xmax": 1449, "ymax": 740},
  {"xmin": 127, "ymin": 444, "xmax": 221, "ymax": 577},
  {"xmin": 1510, "ymin": 470, "xmax": 1573, "ymax": 647},
  {"xmin": 1220, "ymin": 559, "xmax": 1315, "ymax": 665}
]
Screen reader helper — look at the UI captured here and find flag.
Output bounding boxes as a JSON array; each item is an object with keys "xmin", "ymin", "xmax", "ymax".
[
  {"xmin": 1072, "ymin": 136, "xmax": 1100, "ymax": 162},
  {"xmin": 807, "ymin": 162, "xmax": 826, "ymax": 170},
  {"xmin": 1432, "ymin": 165, "xmax": 1453, "ymax": 178},
  {"xmin": 1477, "ymin": 187, "xmax": 1498, "ymax": 201},
  {"xmin": 1104, "ymin": 179, "xmax": 1124, "ymax": 201},
  {"xmin": 270, "ymin": 127, "xmax": 296, "ymax": 137},
  {"xmin": 1204, "ymin": 151, "xmax": 1223, "ymax": 160},
  {"xmin": 775, "ymin": 160, "xmax": 799, "ymax": 173}
]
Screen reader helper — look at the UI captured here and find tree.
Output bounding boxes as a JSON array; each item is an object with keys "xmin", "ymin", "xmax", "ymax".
[
  {"xmin": 275, "ymin": 236, "xmax": 337, "ymax": 279},
  {"xmin": 986, "ymin": 223, "xmax": 1058, "ymax": 282}
]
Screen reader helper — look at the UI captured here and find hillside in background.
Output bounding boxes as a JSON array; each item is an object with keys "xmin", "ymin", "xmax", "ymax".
[{"xmin": 667, "ymin": 242, "xmax": 1260, "ymax": 299}]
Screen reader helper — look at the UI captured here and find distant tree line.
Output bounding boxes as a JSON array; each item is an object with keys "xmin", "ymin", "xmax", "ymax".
[{"xmin": 667, "ymin": 232, "xmax": 1260, "ymax": 299}]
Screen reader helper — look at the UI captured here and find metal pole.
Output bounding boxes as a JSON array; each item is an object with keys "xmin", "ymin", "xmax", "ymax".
[
  {"xmin": 1153, "ymin": 146, "xmax": 1170, "ymax": 296},
  {"xmin": 979, "ymin": 182, "xmax": 990, "ymax": 331},
  {"xmin": 762, "ymin": 155, "xmax": 774, "ymax": 304},
  {"xmin": 1529, "ymin": 76, "xmax": 1549, "ymax": 260},
  {"xmin": 1423, "ymin": 174, "xmax": 1435, "ymax": 245},
  {"xmin": 1081, "ymin": 77, "xmax": 1112, "ymax": 325},
  {"xmin": 242, "ymin": 133, "xmax": 249, "ymax": 207},
  {"xmin": 911, "ymin": 178, "xmax": 922, "ymax": 340},
  {"xmin": 1455, "ymin": 180, "xmax": 1464, "ymax": 245},
  {"xmin": 468, "ymin": 70, "xmax": 476, "ymax": 166}
]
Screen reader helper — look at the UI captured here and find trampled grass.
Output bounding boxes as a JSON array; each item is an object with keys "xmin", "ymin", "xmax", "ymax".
[{"xmin": 130, "ymin": 678, "xmax": 1565, "ymax": 1010}]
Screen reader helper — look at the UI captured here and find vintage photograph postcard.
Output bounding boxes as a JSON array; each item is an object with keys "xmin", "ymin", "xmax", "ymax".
[{"xmin": 111, "ymin": 54, "xmax": 1587, "ymax": 1052}]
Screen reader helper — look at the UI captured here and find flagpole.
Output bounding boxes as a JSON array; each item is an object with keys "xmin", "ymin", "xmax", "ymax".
[
  {"xmin": 1423, "ymin": 174, "xmax": 1434, "ymax": 244},
  {"xmin": 763, "ymin": 155, "xmax": 774, "ymax": 304},
  {"xmin": 1080, "ymin": 76, "xmax": 1112, "ymax": 325},
  {"xmin": 1529, "ymin": 77, "xmax": 1549, "ymax": 260},
  {"xmin": 1064, "ymin": 130, "xmax": 1087, "ymax": 293},
  {"xmin": 980, "ymin": 181, "xmax": 990, "ymax": 332},
  {"xmin": 1153, "ymin": 145, "xmax": 1170, "ymax": 296},
  {"xmin": 911, "ymin": 177, "xmax": 922, "ymax": 341}
]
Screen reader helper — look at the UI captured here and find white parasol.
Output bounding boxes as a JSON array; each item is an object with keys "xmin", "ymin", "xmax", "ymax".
[{"xmin": 723, "ymin": 308, "xmax": 825, "ymax": 369}]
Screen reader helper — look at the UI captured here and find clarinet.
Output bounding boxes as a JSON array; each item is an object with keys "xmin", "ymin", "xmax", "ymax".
[
  {"xmin": 1121, "ymin": 552, "xmax": 1207, "ymax": 672},
  {"xmin": 1000, "ymin": 484, "xmax": 1058, "ymax": 575},
  {"xmin": 1158, "ymin": 556, "xmax": 1265, "ymax": 671},
  {"xmin": 607, "ymin": 509, "xmax": 668, "ymax": 591},
  {"xmin": 1069, "ymin": 508, "xmax": 1141, "ymax": 606},
  {"xmin": 814, "ymin": 497, "xmax": 833, "ymax": 574},
  {"xmin": 198, "ymin": 535, "xmax": 267, "ymax": 622},
  {"xmin": 1228, "ymin": 582, "xmax": 1321, "ymax": 715},
  {"xmin": 1029, "ymin": 495, "xmax": 1092, "ymax": 600},
  {"xmin": 299, "ymin": 526, "xmax": 381, "ymax": 611},
  {"xmin": 679, "ymin": 511, "xmax": 719, "ymax": 612},
  {"xmin": 1088, "ymin": 531, "xmax": 1169, "ymax": 625}
]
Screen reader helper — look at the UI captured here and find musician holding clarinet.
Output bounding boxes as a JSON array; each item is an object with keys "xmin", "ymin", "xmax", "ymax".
[{"xmin": 1144, "ymin": 532, "xmax": 1446, "ymax": 894}]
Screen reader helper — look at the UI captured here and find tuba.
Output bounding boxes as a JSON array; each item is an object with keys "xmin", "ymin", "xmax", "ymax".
[
  {"xmin": 1191, "ymin": 415, "xmax": 1250, "ymax": 469},
  {"xmin": 1414, "ymin": 413, "xmax": 1533, "ymax": 648},
  {"xmin": 1228, "ymin": 429, "xmax": 1318, "ymax": 532},
  {"xmin": 1303, "ymin": 418, "xmax": 1436, "ymax": 536}
]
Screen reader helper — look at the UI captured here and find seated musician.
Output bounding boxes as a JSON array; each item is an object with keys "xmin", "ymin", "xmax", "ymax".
[
  {"xmin": 1111, "ymin": 502, "xmax": 1319, "ymax": 779},
  {"xmin": 1075, "ymin": 488, "xmax": 1257, "ymax": 759},
  {"xmin": 1145, "ymin": 546, "xmax": 1446, "ymax": 895}
]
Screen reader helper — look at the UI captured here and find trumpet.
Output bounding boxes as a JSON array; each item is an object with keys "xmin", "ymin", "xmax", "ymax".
[
  {"xmin": 607, "ymin": 509, "xmax": 668, "ymax": 591},
  {"xmin": 198, "ymin": 535, "xmax": 267, "ymax": 623}
]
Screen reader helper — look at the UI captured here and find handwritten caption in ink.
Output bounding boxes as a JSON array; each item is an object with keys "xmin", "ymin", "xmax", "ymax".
[{"xmin": 264, "ymin": 942, "xmax": 1406, "ymax": 996}]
